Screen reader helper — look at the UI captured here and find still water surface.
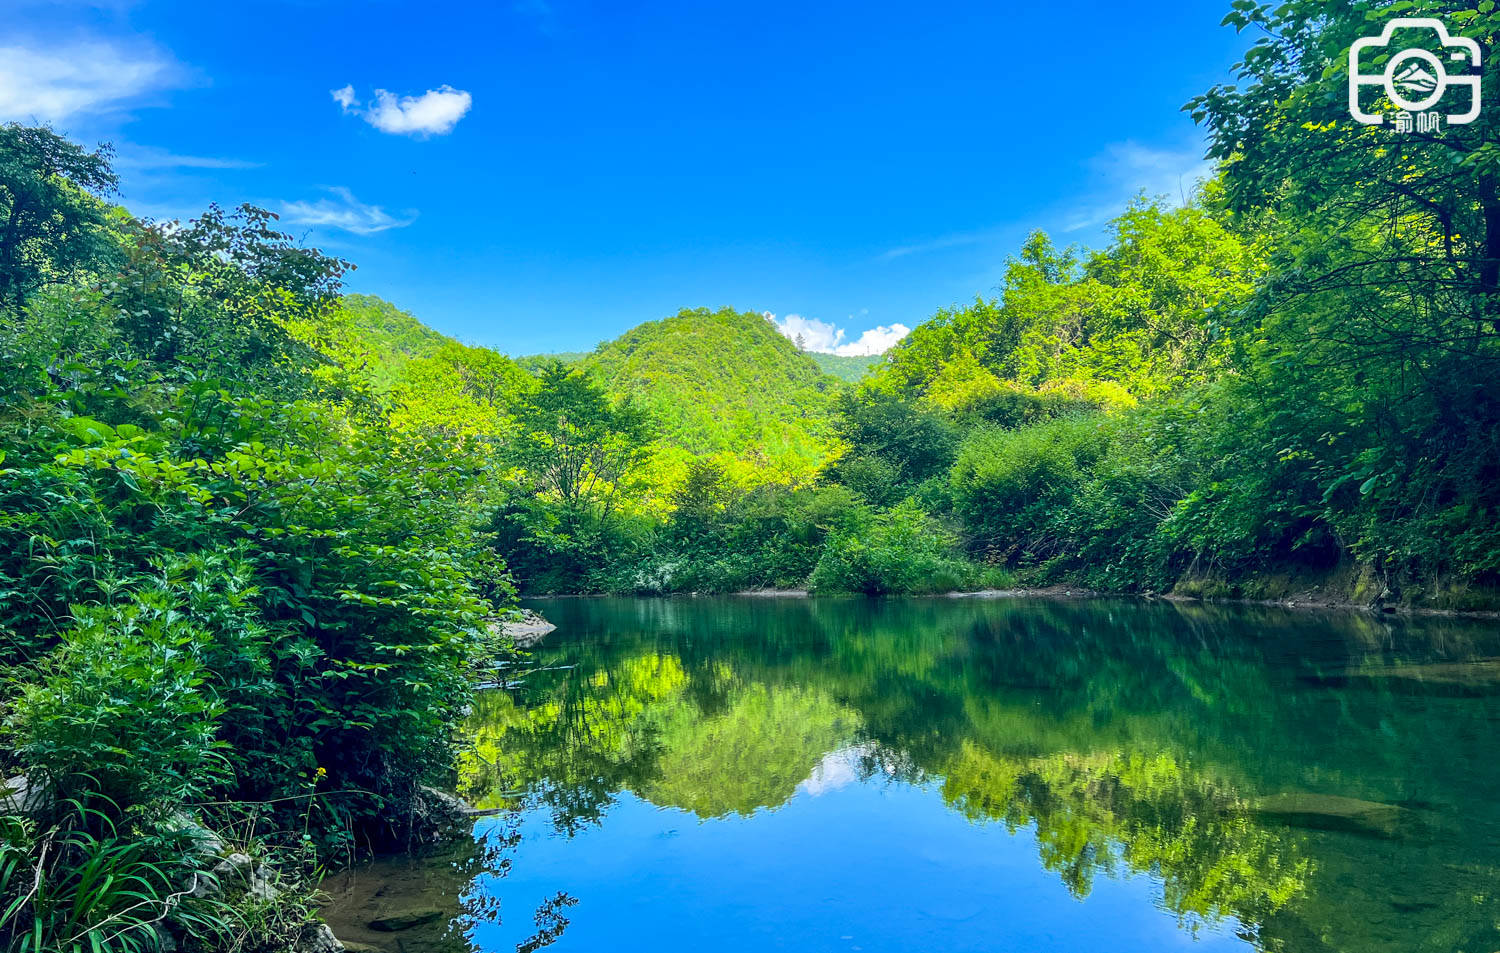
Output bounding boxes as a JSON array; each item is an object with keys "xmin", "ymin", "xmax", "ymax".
[{"xmin": 323, "ymin": 595, "xmax": 1500, "ymax": 953}]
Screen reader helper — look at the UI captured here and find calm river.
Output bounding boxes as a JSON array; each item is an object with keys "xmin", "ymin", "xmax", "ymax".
[{"xmin": 323, "ymin": 595, "xmax": 1500, "ymax": 953}]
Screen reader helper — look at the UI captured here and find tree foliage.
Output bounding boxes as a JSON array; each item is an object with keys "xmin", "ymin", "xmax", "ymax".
[
  {"xmin": 0, "ymin": 124, "xmax": 119, "ymax": 306},
  {"xmin": 0, "ymin": 128, "xmax": 513, "ymax": 950}
]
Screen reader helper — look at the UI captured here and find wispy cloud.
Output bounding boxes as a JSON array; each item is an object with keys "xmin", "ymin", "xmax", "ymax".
[
  {"xmin": 331, "ymin": 84, "xmax": 473, "ymax": 137},
  {"xmin": 279, "ymin": 187, "xmax": 416, "ymax": 235},
  {"xmin": 841, "ymin": 324, "xmax": 911, "ymax": 355},
  {"xmin": 0, "ymin": 40, "xmax": 175, "ymax": 122},
  {"xmin": 877, "ymin": 138, "xmax": 1213, "ymax": 271},
  {"xmin": 8, "ymin": 0, "xmax": 142, "ymax": 9},
  {"xmin": 879, "ymin": 228, "xmax": 997, "ymax": 262},
  {"xmin": 1061, "ymin": 141, "xmax": 1212, "ymax": 233},
  {"xmin": 767, "ymin": 312, "xmax": 911, "ymax": 357},
  {"xmin": 114, "ymin": 145, "xmax": 261, "ymax": 171}
]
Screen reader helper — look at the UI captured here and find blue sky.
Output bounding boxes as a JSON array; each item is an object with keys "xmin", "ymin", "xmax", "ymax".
[{"xmin": 2, "ymin": 0, "xmax": 1249, "ymax": 356}]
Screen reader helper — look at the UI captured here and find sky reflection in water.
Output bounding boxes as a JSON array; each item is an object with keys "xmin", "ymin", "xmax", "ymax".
[{"xmin": 364, "ymin": 596, "xmax": 1500, "ymax": 953}]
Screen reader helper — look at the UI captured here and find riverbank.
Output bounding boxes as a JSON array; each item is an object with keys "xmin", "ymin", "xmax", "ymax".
[{"xmin": 575, "ymin": 572, "xmax": 1500, "ymax": 619}]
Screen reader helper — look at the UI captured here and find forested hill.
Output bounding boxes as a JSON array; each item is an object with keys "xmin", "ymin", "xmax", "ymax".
[
  {"xmin": 334, "ymin": 297, "xmax": 842, "ymax": 477},
  {"xmin": 579, "ymin": 307, "xmax": 838, "ymax": 473}
]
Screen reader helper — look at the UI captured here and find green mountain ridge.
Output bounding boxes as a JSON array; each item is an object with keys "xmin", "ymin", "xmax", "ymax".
[
  {"xmin": 339, "ymin": 293, "xmax": 453, "ymax": 359},
  {"xmin": 579, "ymin": 307, "xmax": 838, "ymax": 472},
  {"xmin": 518, "ymin": 346, "xmax": 884, "ymax": 384},
  {"xmin": 336, "ymin": 298, "xmax": 843, "ymax": 476}
]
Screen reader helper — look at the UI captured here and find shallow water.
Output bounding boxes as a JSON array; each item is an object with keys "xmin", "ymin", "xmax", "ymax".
[{"xmin": 324, "ymin": 595, "xmax": 1500, "ymax": 953}]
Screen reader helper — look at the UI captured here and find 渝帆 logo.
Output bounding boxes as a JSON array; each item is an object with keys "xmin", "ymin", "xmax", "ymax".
[{"xmin": 1349, "ymin": 17, "xmax": 1481, "ymax": 131}]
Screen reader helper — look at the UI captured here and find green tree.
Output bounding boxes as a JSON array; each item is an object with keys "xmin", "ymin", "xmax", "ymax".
[
  {"xmin": 1183, "ymin": 1, "xmax": 1500, "ymax": 589},
  {"xmin": 1190, "ymin": 1, "xmax": 1500, "ymax": 305},
  {"xmin": 0, "ymin": 123, "xmax": 119, "ymax": 306},
  {"xmin": 668, "ymin": 458, "xmax": 735, "ymax": 547},
  {"xmin": 509, "ymin": 361, "xmax": 653, "ymax": 514}
]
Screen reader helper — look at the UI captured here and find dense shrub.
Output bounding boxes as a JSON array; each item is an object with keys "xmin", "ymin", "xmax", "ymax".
[
  {"xmin": 809, "ymin": 500, "xmax": 1005, "ymax": 594},
  {"xmin": 10, "ymin": 598, "xmax": 226, "ymax": 821},
  {"xmin": 950, "ymin": 414, "xmax": 1109, "ymax": 564}
]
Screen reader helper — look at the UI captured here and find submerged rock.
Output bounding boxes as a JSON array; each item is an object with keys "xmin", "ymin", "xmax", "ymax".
[
  {"xmin": 1339, "ymin": 659, "xmax": 1500, "ymax": 696},
  {"xmin": 1251, "ymin": 792, "xmax": 1415, "ymax": 838},
  {"xmin": 368, "ymin": 908, "xmax": 445, "ymax": 932},
  {"xmin": 418, "ymin": 784, "xmax": 475, "ymax": 819}
]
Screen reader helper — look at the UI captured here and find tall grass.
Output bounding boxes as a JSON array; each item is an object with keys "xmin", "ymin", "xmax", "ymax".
[{"xmin": 0, "ymin": 804, "xmax": 236, "ymax": 953}]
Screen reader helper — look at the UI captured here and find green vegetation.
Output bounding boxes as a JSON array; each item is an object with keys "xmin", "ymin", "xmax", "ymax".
[
  {"xmin": 4, "ymin": 0, "xmax": 1500, "ymax": 944},
  {"xmin": 578, "ymin": 306, "xmax": 838, "ymax": 475},
  {"xmin": 309, "ymin": 0, "xmax": 1500, "ymax": 605},
  {"xmin": 805, "ymin": 352, "xmax": 882, "ymax": 382},
  {"xmin": 0, "ymin": 126, "xmax": 512, "ymax": 950}
]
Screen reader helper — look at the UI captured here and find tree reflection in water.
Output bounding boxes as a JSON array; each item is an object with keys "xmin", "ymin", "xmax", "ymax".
[{"xmin": 456, "ymin": 596, "xmax": 1500, "ymax": 953}]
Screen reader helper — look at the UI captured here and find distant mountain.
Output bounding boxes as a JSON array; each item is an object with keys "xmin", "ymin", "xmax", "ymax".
[
  {"xmin": 333, "ymin": 298, "xmax": 844, "ymax": 474},
  {"xmin": 581, "ymin": 307, "xmax": 838, "ymax": 472},
  {"xmin": 805, "ymin": 351, "xmax": 884, "ymax": 382},
  {"xmin": 519, "ymin": 345, "xmax": 882, "ymax": 386}
]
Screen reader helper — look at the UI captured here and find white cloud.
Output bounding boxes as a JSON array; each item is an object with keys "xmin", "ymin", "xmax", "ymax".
[
  {"xmin": 0, "ymin": 41, "xmax": 173, "ymax": 122},
  {"xmin": 798, "ymin": 745, "xmax": 872, "ymax": 797},
  {"xmin": 279, "ymin": 187, "xmax": 416, "ymax": 235},
  {"xmin": 332, "ymin": 84, "xmax": 472, "ymax": 137},
  {"xmin": 874, "ymin": 137, "xmax": 1213, "ymax": 273},
  {"xmin": 841, "ymin": 324, "xmax": 911, "ymax": 355},
  {"xmin": 1062, "ymin": 141, "xmax": 1213, "ymax": 233},
  {"xmin": 771, "ymin": 313, "xmax": 843, "ymax": 352},
  {"xmin": 767, "ymin": 312, "xmax": 910, "ymax": 357}
]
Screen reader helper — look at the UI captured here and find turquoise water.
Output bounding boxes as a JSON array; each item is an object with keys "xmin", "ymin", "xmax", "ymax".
[{"xmin": 328, "ymin": 596, "xmax": 1500, "ymax": 952}]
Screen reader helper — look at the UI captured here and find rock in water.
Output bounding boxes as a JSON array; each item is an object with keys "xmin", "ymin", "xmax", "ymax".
[
  {"xmin": 1343, "ymin": 659, "xmax": 1500, "ymax": 696},
  {"xmin": 1250, "ymin": 792, "xmax": 1414, "ymax": 838},
  {"xmin": 417, "ymin": 784, "xmax": 478, "ymax": 826},
  {"xmin": 368, "ymin": 908, "xmax": 446, "ymax": 932},
  {"xmin": 495, "ymin": 609, "xmax": 556, "ymax": 646}
]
